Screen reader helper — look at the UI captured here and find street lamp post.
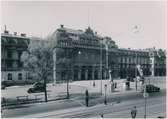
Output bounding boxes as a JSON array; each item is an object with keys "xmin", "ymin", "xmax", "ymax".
[
  {"xmin": 66, "ymin": 48, "xmax": 75, "ymax": 99},
  {"xmin": 150, "ymin": 52, "xmax": 155, "ymax": 77},
  {"xmin": 53, "ymin": 48, "xmax": 57, "ymax": 85},
  {"xmin": 104, "ymin": 84, "xmax": 107, "ymax": 105},
  {"xmin": 66, "ymin": 71, "xmax": 69, "ymax": 99},
  {"xmin": 143, "ymin": 82, "xmax": 149, "ymax": 119},
  {"xmin": 135, "ymin": 53, "xmax": 138, "ymax": 91},
  {"xmin": 100, "ymin": 41, "xmax": 103, "ymax": 95},
  {"xmin": 105, "ymin": 43, "xmax": 109, "ymax": 80},
  {"xmin": 93, "ymin": 68, "xmax": 96, "ymax": 87},
  {"xmin": 144, "ymin": 96, "xmax": 147, "ymax": 119}
]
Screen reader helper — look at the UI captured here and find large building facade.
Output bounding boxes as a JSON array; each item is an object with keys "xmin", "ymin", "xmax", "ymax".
[
  {"xmin": 1, "ymin": 25, "xmax": 166, "ymax": 84},
  {"xmin": 52, "ymin": 25, "xmax": 119, "ymax": 82},
  {"xmin": 52, "ymin": 25, "xmax": 166, "ymax": 82},
  {"xmin": 1, "ymin": 30, "xmax": 30, "ymax": 84}
]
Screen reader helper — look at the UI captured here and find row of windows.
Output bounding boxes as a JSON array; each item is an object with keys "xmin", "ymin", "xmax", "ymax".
[
  {"xmin": 119, "ymin": 64, "xmax": 150, "ymax": 69},
  {"xmin": 2, "ymin": 50, "xmax": 22, "ymax": 59},
  {"xmin": 2, "ymin": 61, "xmax": 23, "ymax": 69},
  {"xmin": 119, "ymin": 57, "xmax": 149, "ymax": 64},
  {"xmin": 2, "ymin": 37, "xmax": 29, "ymax": 45},
  {"xmin": 7, "ymin": 73, "xmax": 22, "ymax": 80}
]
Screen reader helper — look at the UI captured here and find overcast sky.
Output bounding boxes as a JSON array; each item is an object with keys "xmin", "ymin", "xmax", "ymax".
[{"xmin": 1, "ymin": 1, "xmax": 166, "ymax": 49}]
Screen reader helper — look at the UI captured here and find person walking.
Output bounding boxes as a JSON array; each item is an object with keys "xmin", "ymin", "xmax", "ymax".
[
  {"xmin": 100, "ymin": 113, "xmax": 104, "ymax": 118},
  {"xmin": 131, "ymin": 106, "xmax": 137, "ymax": 119},
  {"xmin": 85, "ymin": 89, "xmax": 89, "ymax": 107}
]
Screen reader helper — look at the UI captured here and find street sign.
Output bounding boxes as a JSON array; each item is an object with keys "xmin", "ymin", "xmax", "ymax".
[{"xmin": 143, "ymin": 92, "xmax": 149, "ymax": 98}]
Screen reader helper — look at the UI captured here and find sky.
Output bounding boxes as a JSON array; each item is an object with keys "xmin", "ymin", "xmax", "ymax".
[{"xmin": 1, "ymin": 1, "xmax": 167, "ymax": 49}]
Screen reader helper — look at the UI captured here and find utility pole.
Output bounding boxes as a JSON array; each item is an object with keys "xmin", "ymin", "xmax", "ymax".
[
  {"xmin": 67, "ymin": 72, "xmax": 69, "ymax": 99},
  {"xmin": 144, "ymin": 95, "xmax": 147, "ymax": 119},
  {"xmin": 53, "ymin": 48, "xmax": 57, "ymax": 85},
  {"xmin": 151, "ymin": 52, "xmax": 155, "ymax": 77},
  {"xmin": 104, "ymin": 84, "xmax": 107, "ymax": 105},
  {"xmin": 44, "ymin": 77, "xmax": 48, "ymax": 102},
  {"xmin": 106, "ymin": 43, "xmax": 109, "ymax": 80},
  {"xmin": 143, "ymin": 84, "xmax": 148, "ymax": 119},
  {"xmin": 100, "ymin": 40, "xmax": 103, "ymax": 95},
  {"xmin": 135, "ymin": 53, "xmax": 138, "ymax": 91}
]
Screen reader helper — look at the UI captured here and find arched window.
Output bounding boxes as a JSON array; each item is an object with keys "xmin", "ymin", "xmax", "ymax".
[
  {"xmin": 8, "ymin": 73, "xmax": 12, "ymax": 80},
  {"xmin": 7, "ymin": 50, "xmax": 12, "ymax": 58},
  {"xmin": 18, "ymin": 73, "xmax": 22, "ymax": 80}
]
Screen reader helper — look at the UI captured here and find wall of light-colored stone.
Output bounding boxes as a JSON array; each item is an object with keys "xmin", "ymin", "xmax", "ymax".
[{"xmin": 1, "ymin": 70, "xmax": 28, "ymax": 81}]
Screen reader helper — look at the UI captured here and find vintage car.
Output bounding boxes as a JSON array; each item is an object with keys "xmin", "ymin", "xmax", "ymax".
[
  {"xmin": 27, "ymin": 82, "xmax": 45, "ymax": 93},
  {"xmin": 141, "ymin": 84, "xmax": 160, "ymax": 93}
]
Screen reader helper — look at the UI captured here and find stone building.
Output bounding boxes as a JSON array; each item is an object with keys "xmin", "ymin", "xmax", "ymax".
[
  {"xmin": 1, "ymin": 30, "xmax": 30, "ymax": 84},
  {"xmin": 52, "ymin": 25, "xmax": 119, "ymax": 82},
  {"xmin": 52, "ymin": 25, "xmax": 166, "ymax": 82},
  {"xmin": 117, "ymin": 48, "xmax": 151, "ymax": 78},
  {"xmin": 148, "ymin": 48, "xmax": 166, "ymax": 76},
  {"xmin": 1, "ymin": 25, "xmax": 166, "ymax": 85}
]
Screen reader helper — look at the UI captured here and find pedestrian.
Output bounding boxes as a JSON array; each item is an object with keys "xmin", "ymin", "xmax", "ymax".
[
  {"xmin": 85, "ymin": 89, "xmax": 89, "ymax": 107},
  {"xmin": 100, "ymin": 113, "xmax": 104, "ymax": 118},
  {"xmin": 131, "ymin": 106, "xmax": 137, "ymax": 119}
]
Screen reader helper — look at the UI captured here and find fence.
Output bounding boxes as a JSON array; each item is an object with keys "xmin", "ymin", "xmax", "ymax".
[{"xmin": 1, "ymin": 93, "xmax": 68, "ymax": 109}]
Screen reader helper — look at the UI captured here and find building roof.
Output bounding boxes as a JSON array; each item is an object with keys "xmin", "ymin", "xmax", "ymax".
[
  {"xmin": 58, "ymin": 27, "xmax": 84, "ymax": 35},
  {"xmin": 1, "ymin": 33, "xmax": 29, "ymax": 39},
  {"xmin": 118, "ymin": 48, "xmax": 149, "ymax": 53},
  {"xmin": 1, "ymin": 32, "xmax": 30, "ymax": 46}
]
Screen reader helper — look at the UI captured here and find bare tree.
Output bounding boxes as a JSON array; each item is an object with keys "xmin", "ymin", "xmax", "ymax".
[
  {"xmin": 21, "ymin": 37, "xmax": 53, "ymax": 102},
  {"xmin": 56, "ymin": 48, "xmax": 73, "ymax": 98}
]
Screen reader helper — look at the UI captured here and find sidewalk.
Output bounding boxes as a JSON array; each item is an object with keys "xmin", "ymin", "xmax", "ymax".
[
  {"xmin": 2, "ymin": 78, "xmax": 165, "ymax": 108},
  {"xmin": 71, "ymin": 79, "xmax": 142, "ymax": 94},
  {"xmin": 2, "ymin": 79, "xmax": 142, "ymax": 110},
  {"xmin": 2, "ymin": 78, "xmax": 166, "ymax": 118},
  {"xmin": 3, "ymin": 88, "xmax": 166, "ymax": 118}
]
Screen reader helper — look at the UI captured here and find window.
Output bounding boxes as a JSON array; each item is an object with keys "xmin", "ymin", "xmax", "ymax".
[
  {"xmin": 7, "ymin": 61, "xmax": 13, "ymax": 68},
  {"xmin": 18, "ymin": 73, "xmax": 22, "ymax": 80},
  {"xmin": 8, "ymin": 73, "xmax": 12, "ymax": 80},
  {"xmin": 7, "ymin": 50, "xmax": 12, "ymax": 58},
  {"xmin": 18, "ymin": 52, "xmax": 22, "ymax": 59},
  {"xmin": 125, "ymin": 57, "xmax": 127, "ymax": 63}
]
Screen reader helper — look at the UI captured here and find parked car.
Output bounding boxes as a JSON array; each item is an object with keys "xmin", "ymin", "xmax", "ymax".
[
  {"xmin": 141, "ymin": 84, "xmax": 160, "ymax": 93},
  {"xmin": 27, "ymin": 82, "xmax": 45, "ymax": 93},
  {"xmin": 1, "ymin": 81, "xmax": 7, "ymax": 89},
  {"xmin": 1, "ymin": 84, "xmax": 5, "ymax": 90},
  {"xmin": 127, "ymin": 77, "xmax": 134, "ymax": 82}
]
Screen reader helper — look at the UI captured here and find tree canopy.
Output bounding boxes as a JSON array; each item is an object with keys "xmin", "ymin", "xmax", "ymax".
[{"xmin": 21, "ymin": 37, "xmax": 53, "ymax": 82}]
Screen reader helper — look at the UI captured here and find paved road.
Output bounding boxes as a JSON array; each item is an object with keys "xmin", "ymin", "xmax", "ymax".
[
  {"xmin": 37, "ymin": 94, "xmax": 166, "ymax": 118},
  {"xmin": 3, "ymin": 89, "xmax": 166, "ymax": 118}
]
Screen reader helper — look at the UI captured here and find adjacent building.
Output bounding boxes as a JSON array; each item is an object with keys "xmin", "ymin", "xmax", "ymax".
[
  {"xmin": 148, "ymin": 48, "xmax": 166, "ymax": 76},
  {"xmin": 1, "ymin": 30, "xmax": 30, "ymax": 84},
  {"xmin": 117, "ymin": 48, "xmax": 151, "ymax": 78}
]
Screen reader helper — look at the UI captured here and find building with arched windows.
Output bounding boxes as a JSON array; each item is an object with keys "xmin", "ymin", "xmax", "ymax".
[
  {"xmin": 52, "ymin": 25, "xmax": 119, "ymax": 82},
  {"xmin": 1, "ymin": 25, "xmax": 166, "ymax": 85},
  {"xmin": 1, "ymin": 30, "xmax": 30, "ymax": 84},
  {"xmin": 52, "ymin": 25, "xmax": 166, "ymax": 82}
]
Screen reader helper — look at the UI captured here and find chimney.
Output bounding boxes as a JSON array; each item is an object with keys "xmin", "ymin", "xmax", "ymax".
[
  {"xmin": 60, "ymin": 24, "xmax": 64, "ymax": 28},
  {"xmin": 14, "ymin": 32, "xmax": 17, "ymax": 35},
  {"xmin": 4, "ymin": 25, "xmax": 9, "ymax": 34},
  {"xmin": 21, "ymin": 33, "xmax": 26, "ymax": 37},
  {"xmin": 4, "ymin": 30, "xmax": 9, "ymax": 34}
]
